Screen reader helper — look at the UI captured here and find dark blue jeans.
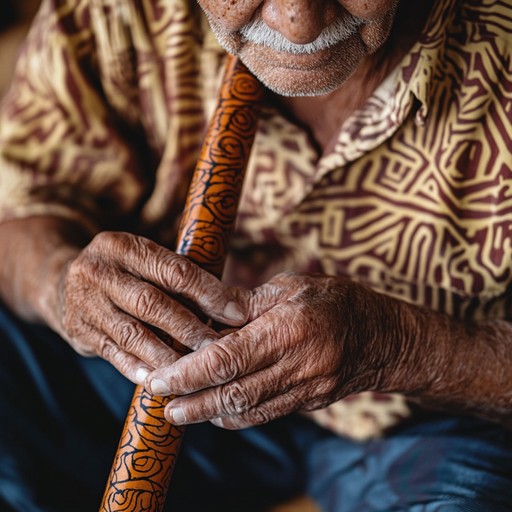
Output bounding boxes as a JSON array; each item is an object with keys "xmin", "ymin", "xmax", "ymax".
[{"xmin": 1, "ymin": 302, "xmax": 512, "ymax": 512}]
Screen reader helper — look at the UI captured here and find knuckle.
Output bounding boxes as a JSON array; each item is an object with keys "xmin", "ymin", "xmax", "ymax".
[
  {"xmin": 65, "ymin": 256, "xmax": 84, "ymax": 281},
  {"xmin": 247, "ymin": 406, "xmax": 272, "ymax": 426},
  {"xmin": 130, "ymin": 285, "xmax": 158, "ymax": 320},
  {"xmin": 65, "ymin": 331, "xmax": 88, "ymax": 354},
  {"xmin": 214, "ymin": 417, "xmax": 245, "ymax": 431},
  {"xmin": 89, "ymin": 231, "xmax": 142, "ymax": 262},
  {"xmin": 88, "ymin": 230, "xmax": 116, "ymax": 254},
  {"xmin": 271, "ymin": 270, "xmax": 301, "ymax": 287},
  {"xmin": 67, "ymin": 254, "xmax": 104, "ymax": 286},
  {"xmin": 222, "ymin": 382, "xmax": 253, "ymax": 414},
  {"xmin": 73, "ymin": 342, "xmax": 95, "ymax": 358},
  {"xmin": 291, "ymin": 301, "xmax": 313, "ymax": 328},
  {"xmin": 161, "ymin": 254, "xmax": 194, "ymax": 289},
  {"xmin": 311, "ymin": 377, "xmax": 337, "ymax": 402},
  {"xmin": 113, "ymin": 320, "xmax": 145, "ymax": 352},
  {"xmin": 98, "ymin": 337, "xmax": 117, "ymax": 361},
  {"xmin": 204, "ymin": 344, "xmax": 238, "ymax": 383},
  {"xmin": 98, "ymin": 337, "xmax": 134, "ymax": 379}
]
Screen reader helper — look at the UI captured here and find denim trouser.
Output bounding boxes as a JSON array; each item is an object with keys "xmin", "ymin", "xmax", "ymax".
[{"xmin": 1, "ymin": 302, "xmax": 512, "ymax": 512}]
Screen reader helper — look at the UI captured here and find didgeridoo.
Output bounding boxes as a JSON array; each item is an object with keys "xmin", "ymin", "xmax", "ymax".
[{"xmin": 100, "ymin": 55, "xmax": 264, "ymax": 512}]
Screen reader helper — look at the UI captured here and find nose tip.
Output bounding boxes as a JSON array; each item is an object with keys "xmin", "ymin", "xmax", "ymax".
[{"xmin": 262, "ymin": 1, "xmax": 336, "ymax": 44}]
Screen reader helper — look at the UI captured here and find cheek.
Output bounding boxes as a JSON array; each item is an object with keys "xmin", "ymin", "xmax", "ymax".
[
  {"xmin": 338, "ymin": 0, "xmax": 397, "ymax": 52},
  {"xmin": 337, "ymin": 0, "xmax": 397, "ymax": 19},
  {"xmin": 197, "ymin": 0, "xmax": 264, "ymax": 31}
]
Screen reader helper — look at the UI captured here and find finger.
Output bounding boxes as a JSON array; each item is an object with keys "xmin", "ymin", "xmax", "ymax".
[
  {"xmin": 210, "ymin": 376, "xmax": 335, "ymax": 430},
  {"xmin": 92, "ymin": 232, "xmax": 251, "ymax": 326},
  {"xmin": 215, "ymin": 387, "xmax": 333, "ymax": 430},
  {"xmin": 162, "ymin": 365, "xmax": 297, "ymax": 425},
  {"xmin": 145, "ymin": 308, "xmax": 289, "ymax": 396},
  {"xmin": 83, "ymin": 327, "xmax": 152, "ymax": 384},
  {"xmin": 102, "ymin": 272, "xmax": 221, "ymax": 350},
  {"xmin": 95, "ymin": 300, "xmax": 180, "ymax": 370},
  {"xmin": 211, "ymin": 391, "xmax": 304, "ymax": 430}
]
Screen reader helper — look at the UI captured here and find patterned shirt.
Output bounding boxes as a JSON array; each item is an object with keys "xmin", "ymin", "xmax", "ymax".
[{"xmin": 1, "ymin": 0, "xmax": 511, "ymax": 439}]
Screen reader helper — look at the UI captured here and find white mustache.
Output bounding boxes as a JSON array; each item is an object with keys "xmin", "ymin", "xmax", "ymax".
[{"xmin": 239, "ymin": 16, "xmax": 363, "ymax": 55}]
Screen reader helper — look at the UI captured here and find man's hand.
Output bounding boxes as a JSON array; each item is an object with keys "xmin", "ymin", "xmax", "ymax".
[
  {"xmin": 3, "ymin": 218, "xmax": 512, "ymax": 428},
  {"xmin": 144, "ymin": 272, "xmax": 408, "ymax": 429},
  {"xmin": 54, "ymin": 231, "xmax": 247, "ymax": 384}
]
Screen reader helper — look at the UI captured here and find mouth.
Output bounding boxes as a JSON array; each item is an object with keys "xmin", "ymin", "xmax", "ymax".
[{"xmin": 239, "ymin": 34, "xmax": 360, "ymax": 72}]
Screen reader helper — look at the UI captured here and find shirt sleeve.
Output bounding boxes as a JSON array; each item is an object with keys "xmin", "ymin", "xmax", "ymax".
[{"xmin": 0, "ymin": 0, "xmax": 149, "ymax": 234}]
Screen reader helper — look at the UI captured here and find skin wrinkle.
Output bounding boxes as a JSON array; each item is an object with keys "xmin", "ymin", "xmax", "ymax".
[
  {"xmin": 223, "ymin": 380, "xmax": 253, "ymax": 414},
  {"xmin": 40, "ymin": 228, "xmax": 240, "ymax": 383},
  {"xmin": 204, "ymin": 343, "xmax": 242, "ymax": 384},
  {"xmin": 162, "ymin": 275, "xmax": 395, "ymax": 425},
  {"xmin": 178, "ymin": 356, "xmax": 289, "ymax": 425}
]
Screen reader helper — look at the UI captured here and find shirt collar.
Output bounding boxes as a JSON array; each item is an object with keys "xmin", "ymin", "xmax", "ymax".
[
  {"xmin": 399, "ymin": 0, "xmax": 458, "ymax": 123},
  {"xmin": 317, "ymin": 0, "xmax": 458, "ymax": 176}
]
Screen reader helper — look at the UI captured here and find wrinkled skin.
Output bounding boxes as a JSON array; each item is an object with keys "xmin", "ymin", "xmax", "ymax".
[
  {"xmin": 54, "ymin": 229, "xmax": 394, "ymax": 396},
  {"xmin": 54, "ymin": 231, "xmax": 248, "ymax": 384},
  {"xmin": 143, "ymin": 272, "xmax": 409, "ymax": 430}
]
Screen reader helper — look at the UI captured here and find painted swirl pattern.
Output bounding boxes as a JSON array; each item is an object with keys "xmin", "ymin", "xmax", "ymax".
[
  {"xmin": 100, "ymin": 390, "xmax": 181, "ymax": 512},
  {"xmin": 176, "ymin": 57, "xmax": 264, "ymax": 276},
  {"xmin": 100, "ymin": 56, "xmax": 263, "ymax": 511}
]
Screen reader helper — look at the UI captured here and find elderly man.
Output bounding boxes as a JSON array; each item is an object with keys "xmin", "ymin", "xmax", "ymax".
[{"xmin": 1, "ymin": 0, "xmax": 512, "ymax": 510}]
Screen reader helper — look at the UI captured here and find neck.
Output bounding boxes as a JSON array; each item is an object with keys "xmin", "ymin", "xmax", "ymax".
[{"xmin": 275, "ymin": 0, "xmax": 433, "ymax": 153}]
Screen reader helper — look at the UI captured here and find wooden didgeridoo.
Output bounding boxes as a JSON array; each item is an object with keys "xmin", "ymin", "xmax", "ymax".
[{"xmin": 100, "ymin": 55, "xmax": 264, "ymax": 512}]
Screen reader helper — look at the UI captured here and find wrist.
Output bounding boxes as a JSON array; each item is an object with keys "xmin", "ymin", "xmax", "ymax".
[
  {"xmin": 375, "ymin": 297, "xmax": 512, "ymax": 424},
  {"xmin": 338, "ymin": 283, "xmax": 419, "ymax": 393},
  {"xmin": 0, "ymin": 215, "xmax": 90, "ymax": 328},
  {"xmin": 35, "ymin": 245, "xmax": 81, "ymax": 332},
  {"xmin": 343, "ymin": 285, "xmax": 445, "ymax": 396},
  {"xmin": 372, "ymin": 296, "xmax": 452, "ymax": 395}
]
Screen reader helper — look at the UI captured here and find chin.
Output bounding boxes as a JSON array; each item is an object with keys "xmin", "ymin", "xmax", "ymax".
[
  {"xmin": 238, "ymin": 41, "xmax": 366, "ymax": 97},
  {"xmin": 239, "ymin": 52, "xmax": 360, "ymax": 97},
  {"xmin": 242, "ymin": 65, "xmax": 351, "ymax": 97}
]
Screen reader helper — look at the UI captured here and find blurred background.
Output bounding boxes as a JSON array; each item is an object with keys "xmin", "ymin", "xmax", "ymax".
[{"xmin": 0, "ymin": 0, "xmax": 40, "ymax": 98}]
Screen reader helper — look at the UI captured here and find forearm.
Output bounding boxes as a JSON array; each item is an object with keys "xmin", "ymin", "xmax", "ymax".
[
  {"xmin": 379, "ymin": 295, "xmax": 512, "ymax": 426},
  {"xmin": 0, "ymin": 215, "xmax": 91, "ymax": 328}
]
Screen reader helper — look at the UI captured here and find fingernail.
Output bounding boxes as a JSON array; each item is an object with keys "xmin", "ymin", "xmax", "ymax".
[
  {"xmin": 211, "ymin": 417, "xmax": 224, "ymax": 428},
  {"xmin": 224, "ymin": 301, "xmax": 245, "ymax": 323},
  {"xmin": 150, "ymin": 378, "xmax": 171, "ymax": 395},
  {"xmin": 135, "ymin": 367, "xmax": 150, "ymax": 384},
  {"xmin": 170, "ymin": 407, "xmax": 186, "ymax": 425}
]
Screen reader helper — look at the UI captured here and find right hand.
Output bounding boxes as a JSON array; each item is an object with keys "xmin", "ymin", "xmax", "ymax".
[{"xmin": 53, "ymin": 231, "xmax": 247, "ymax": 384}]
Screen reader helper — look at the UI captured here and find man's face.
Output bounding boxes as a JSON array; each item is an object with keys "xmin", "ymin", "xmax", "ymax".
[{"xmin": 198, "ymin": 0, "xmax": 399, "ymax": 97}]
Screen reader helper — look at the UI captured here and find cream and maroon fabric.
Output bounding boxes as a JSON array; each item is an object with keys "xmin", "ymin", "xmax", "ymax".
[{"xmin": 1, "ymin": 0, "xmax": 511, "ymax": 439}]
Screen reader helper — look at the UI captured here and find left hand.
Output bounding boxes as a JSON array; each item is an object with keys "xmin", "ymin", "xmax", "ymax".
[{"xmin": 144, "ymin": 272, "xmax": 405, "ymax": 429}]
